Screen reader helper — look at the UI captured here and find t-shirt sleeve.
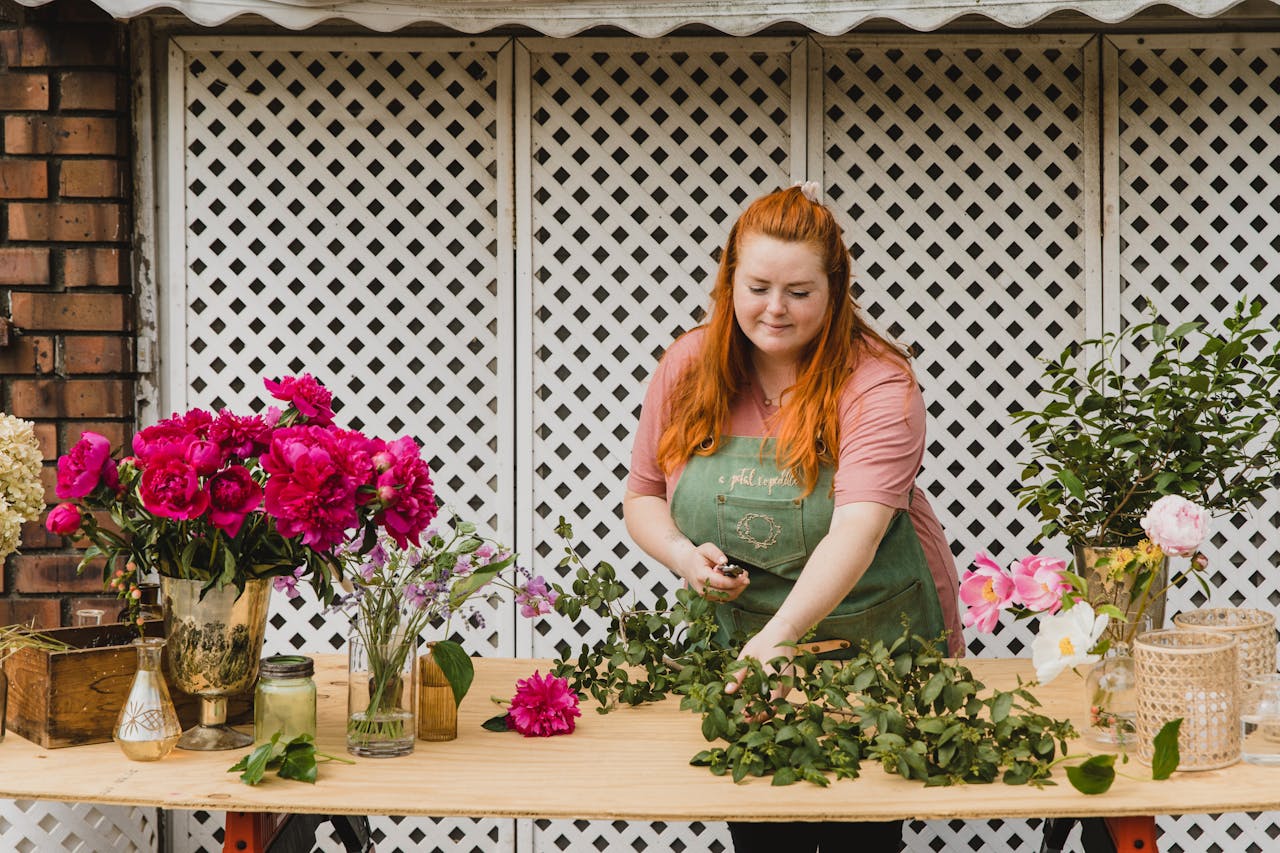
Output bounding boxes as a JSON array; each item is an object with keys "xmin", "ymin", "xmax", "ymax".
[
  {"xmin": 625, "ymin": 332, "xmax": 701, "ymax": 499},
  {"xmin": 832, "ymin": 362, "xmax": 926, "ymax": 509}
]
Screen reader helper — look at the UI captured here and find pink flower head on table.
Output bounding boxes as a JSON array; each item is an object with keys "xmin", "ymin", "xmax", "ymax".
[
  {"xmin": 505, "ymin": 671, "xmax": 581, "ymax": 737},
  {"xmin": 1141, "ymin": 495, "xmax": 1209, "ymax": 557},
  {"xmin": 959, "ymin": 551, "xmax": 1015, "ymax": 632}
]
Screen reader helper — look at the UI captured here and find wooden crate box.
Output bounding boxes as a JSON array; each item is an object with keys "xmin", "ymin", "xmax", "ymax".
[{"xmin": 4, "ymin": 621, "xmax": 252, "ymax": 748}]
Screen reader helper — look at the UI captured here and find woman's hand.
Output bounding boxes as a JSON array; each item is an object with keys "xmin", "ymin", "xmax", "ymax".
[
  {"xmin": 679, "ymin": 542, "xmax": 750, "ymax": 603},
  {"xmin": 724, "ymin": 615, "xmax": 800, "ymax": 698}
]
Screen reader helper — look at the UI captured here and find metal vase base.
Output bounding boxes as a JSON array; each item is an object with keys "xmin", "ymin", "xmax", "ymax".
[{"xmin": 178, "ymin": 695, "xmax": 253, "ymax": 751}]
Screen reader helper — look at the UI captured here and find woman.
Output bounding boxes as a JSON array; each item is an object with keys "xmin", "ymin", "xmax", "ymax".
[{"xmin": 623, "ymin": 184, "xmax": 963, "ymax": 852}]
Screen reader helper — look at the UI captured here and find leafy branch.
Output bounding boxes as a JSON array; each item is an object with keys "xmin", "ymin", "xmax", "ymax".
[{"xmin": 227, "ymin": 732, "xmax": 354, "ymax": 785}]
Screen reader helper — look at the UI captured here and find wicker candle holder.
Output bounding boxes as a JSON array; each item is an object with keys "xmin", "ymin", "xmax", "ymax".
[
  {"xmin": 1134, "ymin": 628, "xmax": 1240, "ymax": 771},
  {"xmin": 1172, "ymin": 607, "xmax": 1277, "ymax": 680}
]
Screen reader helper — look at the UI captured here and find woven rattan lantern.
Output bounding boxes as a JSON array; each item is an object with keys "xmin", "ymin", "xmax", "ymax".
[
  {"xmin": 1172, "ymin": 607, "xmax": 1277, "ymax": 680},
  {"xmin": 1134, "ymin": 628, "xmax": 1240, "ymax": 771}
]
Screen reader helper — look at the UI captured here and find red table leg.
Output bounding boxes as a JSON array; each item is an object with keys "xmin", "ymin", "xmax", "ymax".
[
  {"xmin": 223, "ymin": 811, "xmax": 288, "ymax": 853},
  {"xmin": 1104, "ymin": 815, "xmax": 1158, "ymax": 851}
]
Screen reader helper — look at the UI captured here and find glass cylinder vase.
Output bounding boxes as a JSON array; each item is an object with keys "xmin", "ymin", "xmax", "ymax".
[
  {"xmin": 347, "ymin": 618, "xmax": 416, "ymax": 758},
  {"xmin": 114, "ymin": 637, "xmax": 182, "ymax": 761}
]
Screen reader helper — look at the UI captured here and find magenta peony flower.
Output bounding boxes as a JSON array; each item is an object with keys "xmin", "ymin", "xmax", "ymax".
[
  {"xmin": 264, "ymin": 374, "xmax": 334, "ymax": 425},
  {"xmin": 371, "ymin": 436, "xmax": 438, "ymax": 548},
  {"xmin": 56, "ymin": 431, "xmax": 116, "ymax": 499},
  {"xmin": 185, "ymin": 438, "xmax": 226, "ymax": 476},
  {"xmin": 1011, "ymin": 554, "xmax": 1071, "ymax": 615},
  {"xmin": 260, "ymin": 426, "xmax": 361, "ymax": 550},
  {"xmin": 1141, "ymin": 495, "xmax": 1209, "ymax": 557},
  {"xmin": 505, "ymin": 671, "xmax": 581, "ymax": 737},
  {"xmin": 209, "ymin": 410, "xmax": 274, "ymax": 459},
  {"xmin": 207, "ymin": 465, "xmax": 263, "ymax": 537},
  {"xmin": 138, "ymin": 450, "xmax": 209, "ymax": 520},
  {"xmin": 132, "ymin": 409, "xmax": 212, "ymax": 462},
  {"xmin": 960, "ymin": 551, "xmax": 1015, "ymax": 633},
  {"xmin": 45, "ymin": 502, "xmax": 83, "ymax": 535}
]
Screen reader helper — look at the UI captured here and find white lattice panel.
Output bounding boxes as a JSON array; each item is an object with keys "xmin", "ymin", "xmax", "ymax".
[
  {"xmin": 169, "ymin": 39, "xmax": 515, "ymax": 853},
  {"xmin": 1112, "ymin": 36, "xmax": 1280, "ymax": 853},
  {"xmin": 0, "ymin": 801, "xmax": 157, "ymax": 852},
  {"xmin": 146, "ymin": 30, "xmax": 1280, "ymax": 853}
]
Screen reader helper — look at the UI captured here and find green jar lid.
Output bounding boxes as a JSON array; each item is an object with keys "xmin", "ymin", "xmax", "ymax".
[{"xmin": 258, "ymin": 654, "xmax": 314, "ymax": 678}]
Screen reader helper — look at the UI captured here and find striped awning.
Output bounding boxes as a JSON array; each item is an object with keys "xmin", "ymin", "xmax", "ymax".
[{"xmin": 13, "ymin": 0, "xmax": 1279, "ymax": 36}]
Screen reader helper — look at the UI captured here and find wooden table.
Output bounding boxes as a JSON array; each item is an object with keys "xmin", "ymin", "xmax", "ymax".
[{"xmin": 2, "ymin": 656, "xmax": 1276, "ymax": 828}]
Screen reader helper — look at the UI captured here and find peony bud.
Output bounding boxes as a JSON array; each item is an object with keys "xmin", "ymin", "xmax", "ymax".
[
  {"xmin": 372, "ymin": 451, "xmax": 394, "ymax": 472},
  {"xmin": 1192, "ymin": 552, "xmax": 1210, "ymax": 571},
  {"xmin": 377, "ymin": 484, "xmax": 398, "ymax": 503},
  {"xmin": 44, "ymin": 502, "xmax": 83, "ymax": 535}
]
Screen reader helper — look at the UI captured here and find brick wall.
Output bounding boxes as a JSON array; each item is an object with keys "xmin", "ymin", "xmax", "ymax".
[{"xmin": 0, "ymin": 0, "xmax": 133, "ymax": 628}]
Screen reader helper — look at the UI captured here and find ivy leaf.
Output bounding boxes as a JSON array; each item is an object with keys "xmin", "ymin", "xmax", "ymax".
[
  {"xmin": 430, "ymin": 640, "xmax": 475, "ymax": 706},
  {"xmin": 482, "ymin": 713, "xmax": 510, "ymax": 732},
  {"xmin": 1065, "ymin": 754, "xmax": 1116, "ymax": 795},
  {"xmin": 1151, "ymin": 718, "xmax": 1182, "ymax": 780},
  {"xmin": 277, "ymin": 735, "xmax": 318, "ymax": 784}
]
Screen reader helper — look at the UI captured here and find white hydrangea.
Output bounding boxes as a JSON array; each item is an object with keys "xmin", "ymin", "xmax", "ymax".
[{"xmin": 0, "ymin": 414, "xmax": 46, "ymax": 561}]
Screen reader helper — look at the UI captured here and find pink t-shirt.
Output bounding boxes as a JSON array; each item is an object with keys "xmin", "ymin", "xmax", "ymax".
[{"xmin": 627, "ymin": 328, "xmax": 964, "ymax": 655}]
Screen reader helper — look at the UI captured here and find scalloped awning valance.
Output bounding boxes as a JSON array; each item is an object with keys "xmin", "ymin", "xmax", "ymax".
[{"xmin": 11, "ymin": 0, "xmax": 1280, "ymax": 35}]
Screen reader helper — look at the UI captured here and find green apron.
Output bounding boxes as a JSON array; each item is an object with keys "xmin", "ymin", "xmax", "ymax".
[{"xmin": 669, "ymin": 436, "xmax": 944, "ymax": 658}]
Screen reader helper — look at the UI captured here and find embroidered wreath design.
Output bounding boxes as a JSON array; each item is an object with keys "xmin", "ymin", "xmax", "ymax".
[{"xmin": 735, "ymin": 512, "xmax": 782, "ymax": 550}]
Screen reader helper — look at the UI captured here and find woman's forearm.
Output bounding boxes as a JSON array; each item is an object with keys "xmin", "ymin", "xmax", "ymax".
[
  {"xmin": 769, "ymin": 501, "xmax": 896, "ymax": 642},
  {"xmin": 622, "ymin": 490, "xmax": 698, "ymax": 580}
]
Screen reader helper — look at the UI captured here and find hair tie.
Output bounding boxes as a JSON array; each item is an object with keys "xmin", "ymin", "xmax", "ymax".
[{"xmin": 792, "ymin": 180, "xmax": 822, "ymax": 204}]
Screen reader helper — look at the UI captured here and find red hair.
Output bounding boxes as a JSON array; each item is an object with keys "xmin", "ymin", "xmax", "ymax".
[{"xmin": 656, "ymin": 186, "xmax": 910, "ymax": 495}]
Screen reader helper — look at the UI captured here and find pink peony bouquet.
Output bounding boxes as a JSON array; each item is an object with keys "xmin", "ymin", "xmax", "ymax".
[
  {"xmin": 961, "ymin": 495, "xmax": 1211, "ymax": 682},
  {"xmin": 45, "ymin": 374, "xmax": 439, "ymax": 623}
]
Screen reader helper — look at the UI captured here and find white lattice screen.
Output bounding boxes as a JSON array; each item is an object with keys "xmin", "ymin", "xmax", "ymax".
[
  {"xmin": 1111, "ymin": 36, "xmax": 1280, "ymax": 853},
  {"xmin": 7, "ymin": 29, "xmax": 1272, "ymax": 853}
]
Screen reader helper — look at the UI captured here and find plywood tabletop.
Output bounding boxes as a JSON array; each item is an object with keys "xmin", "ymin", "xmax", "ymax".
[{"xmin": 3, "ymin": 656, "xmax": 1278, "ymax": 821}]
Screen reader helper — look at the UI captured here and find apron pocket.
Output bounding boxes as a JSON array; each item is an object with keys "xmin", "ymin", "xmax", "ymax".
[
  {"xmin": 815, "ymin": 579, "xmax": 928, "ymax": 654},
  {"xmin": 715, "ymin": 493, "xmax": 807, "ymax": 574}
]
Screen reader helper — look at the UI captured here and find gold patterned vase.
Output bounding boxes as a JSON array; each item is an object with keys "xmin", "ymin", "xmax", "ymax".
[
  {"xmin": 1074, "ymin": 542, "xmax": 1169, "ymax": 643},
  {"xmin": 162, "ymin": 576, "xmax": 271, "ymax": 750}
]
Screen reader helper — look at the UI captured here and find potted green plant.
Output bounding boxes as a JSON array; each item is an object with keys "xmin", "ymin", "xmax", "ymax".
[
  {"xmin": 1013, "ymin": 297, "xmax": 1280, "ymax": 643},
  {"xmin": 1015, "ymin": 298, "xmax": 1280, "ymax": 547}
]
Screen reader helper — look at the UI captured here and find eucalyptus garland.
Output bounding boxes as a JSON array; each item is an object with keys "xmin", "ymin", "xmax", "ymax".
[{"xmin": 548, "ymin": 519, "xmax": 1180, "ymax": 794}]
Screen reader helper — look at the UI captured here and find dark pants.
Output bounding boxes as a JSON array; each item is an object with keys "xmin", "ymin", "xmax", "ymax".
[{"xmin": 727, "ymin": 820, "xmax": 903, "ymax": 852}]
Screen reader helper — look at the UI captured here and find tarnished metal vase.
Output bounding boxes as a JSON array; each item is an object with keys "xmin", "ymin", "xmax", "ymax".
[{"xmin": 162, "ymin": 576, "xmax": 271, "ymax": 750}]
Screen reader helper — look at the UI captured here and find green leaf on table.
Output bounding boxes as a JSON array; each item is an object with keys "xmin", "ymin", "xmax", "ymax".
[
  {"xmin": 1065, "ymin": 754, "xmax": 1116, "ymax": 795},
  {"xmin": 482, "ymin": 713, "xmax": 511, "ymax": 732},
  {"xmin": 431, "ymin": 639, "xmax": 475, "ymax": 706},
  {"xmin": 228, "ymin": 733, "xmax": 282, "ymax": 786},
  {"xmin": 1151, "ymin": 718, "xmax": 1182, "ymax": 780},
  {"xmin": 276, "ymin": 735, "xmax": 318, "ymax": 784}
]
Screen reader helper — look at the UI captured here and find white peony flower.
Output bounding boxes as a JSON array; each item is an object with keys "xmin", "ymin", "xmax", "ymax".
[{"xmin": 1031, "ymin": 602, "xmax": 1109, "ymax": 684}]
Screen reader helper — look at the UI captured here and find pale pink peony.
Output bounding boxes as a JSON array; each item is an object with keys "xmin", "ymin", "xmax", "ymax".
[
  {"xmin": 56, "ymin": 431, "xmax": 117, "ymax": 499},
  {"xmin": 207, "ymin": 465, "xmax": 263, "ymax": 537},
  {"xmin": 264, "ymin": 374, "xmax": 334, "ymax": 426},
  {"xmin": 138, "ymin": 450, "xmax": 209, "ymax": 520},
  {"xmin": 505, "ymin": 671, "xmax": 581, "ymax": 737},
  {"xmin": 960, "ymin": 551, "xmax": 1015, "ymax": 633},
  {"xmin": 1011, "ymin": 555, "xmax": 1072, "ymax": 615},
  {"xmin": 45, "ymin": 502, "xmax": 83, "ymax": 535},
  {"xmin": 1141, "ymin": 495, "xmax": 1209, "ymax": 557}
]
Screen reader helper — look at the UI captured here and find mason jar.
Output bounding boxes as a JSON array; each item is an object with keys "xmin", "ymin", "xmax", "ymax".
[{"xmin": 254, "ymin": 655, "xmax": 317, "ymax": 744}]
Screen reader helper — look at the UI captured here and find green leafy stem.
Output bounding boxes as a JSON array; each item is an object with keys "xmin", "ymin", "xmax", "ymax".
[{"xmin": 227, "ymin": 732, "xmax": 355, "ymax": 785}]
